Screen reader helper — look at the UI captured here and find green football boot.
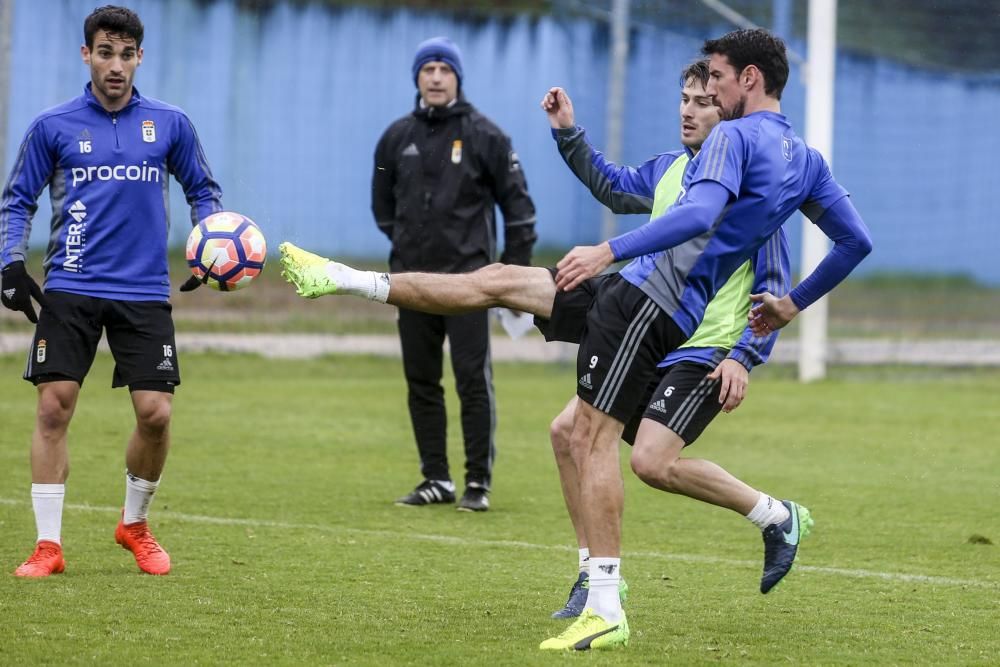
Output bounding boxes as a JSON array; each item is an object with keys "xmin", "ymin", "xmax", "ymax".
[
  {"xmin": 278, "ymin": 242, "xmax": 338, "ymax": 298},
  {"xmin": 539, "ymin": 608, "xmax": 629, "ymax": 651}
]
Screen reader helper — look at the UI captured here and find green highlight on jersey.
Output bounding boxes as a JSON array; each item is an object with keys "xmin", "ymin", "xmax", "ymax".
[{"xmin": 649, "ymin": 155, "xmax": 756, "ymax": 352}]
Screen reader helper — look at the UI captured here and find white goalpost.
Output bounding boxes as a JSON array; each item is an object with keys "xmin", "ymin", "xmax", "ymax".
[{"xmin": 799, "ymin": 0, "xmax": 838, "ymax": 381}]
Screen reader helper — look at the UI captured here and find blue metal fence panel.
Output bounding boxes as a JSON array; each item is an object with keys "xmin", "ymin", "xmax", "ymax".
[{"xmin": 3, "ymin": 0, "xmax": 998, "ymax": 282}]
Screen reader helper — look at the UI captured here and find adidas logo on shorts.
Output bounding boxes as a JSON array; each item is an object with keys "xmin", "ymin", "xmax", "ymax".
[
  {"xmin": 579, "ymin": 373, "xmax": 593, "ymax": 390},
  {"xmin": 650, "ymin": 399, "xmax": 667, "ymax": 413}
]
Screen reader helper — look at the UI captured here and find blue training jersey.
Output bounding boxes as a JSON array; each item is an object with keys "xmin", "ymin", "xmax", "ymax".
[
  {"xmin": 615, "ymin": 111, "xmax": 849, "ymax": 337},
  {"xmin": 551, "ymin": 126, "xmax": 688, "ymax": 216},
  {"xmin": 0, "ymin": 83, "xmax": 222, "ymax": 300},
  {"xmin": 553, "ymin": 125, "xmax": 790, "ymax": 371}
]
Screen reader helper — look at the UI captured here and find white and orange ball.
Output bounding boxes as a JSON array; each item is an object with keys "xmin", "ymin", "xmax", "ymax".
[{"xmin": 185, "ymin": 212, "xmax": 266, "ymax": 291}]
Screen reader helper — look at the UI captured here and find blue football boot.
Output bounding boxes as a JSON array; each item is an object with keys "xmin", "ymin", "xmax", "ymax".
[{"xmin": 760, "ymin": 500, "xmax": 814, "ymax": 593}]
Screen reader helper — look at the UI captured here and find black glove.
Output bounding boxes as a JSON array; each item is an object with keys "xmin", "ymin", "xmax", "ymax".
[
  {"xmin": 1, "ymin": 261, "xmax": 48, "ymax": 323},
  {"xmin": 178, "ymin": 274, "xmax": 204, "ymax": 292}
]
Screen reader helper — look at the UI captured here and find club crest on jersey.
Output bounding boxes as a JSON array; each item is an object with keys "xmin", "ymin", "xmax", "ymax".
[
  {"xmin": 36, "ymin": 339, "xmax": 47, "ymax": 364},
  {"xmin": 451, "ymin": 140, "xmax": 462, "ymax": 164},
  {"xmin": 142, "ymin": 120, "xmax": 156, "ymax": 143}
]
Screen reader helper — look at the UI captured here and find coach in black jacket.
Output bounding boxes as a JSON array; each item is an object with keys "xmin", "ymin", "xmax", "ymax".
[{"xmin": 372, "ymin": 37, "xmax": 537, "ymax": 512}]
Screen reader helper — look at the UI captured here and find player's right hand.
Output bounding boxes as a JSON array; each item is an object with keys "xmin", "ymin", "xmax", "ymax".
[
  {"xmin": 0, "ymin": 260, "xmax": 48, "ymax": 323},
  {"xmin": 541, "ymin": 87, "xmax": 576, "ymax": 129},
  {"xmin": 555, "ymin": 242, "xmax": 614, "ymax": 291}
]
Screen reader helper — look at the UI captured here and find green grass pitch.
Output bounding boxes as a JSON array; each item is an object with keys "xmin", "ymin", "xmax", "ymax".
[{"xmin": 1, "ymin": 353, "xmax": 998, "ymax": 665}]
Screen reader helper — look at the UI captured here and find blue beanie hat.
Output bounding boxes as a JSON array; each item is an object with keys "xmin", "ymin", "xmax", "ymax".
[{"xmin": 412, "ymin": 37, "xmax": 464, "ymax": 87}]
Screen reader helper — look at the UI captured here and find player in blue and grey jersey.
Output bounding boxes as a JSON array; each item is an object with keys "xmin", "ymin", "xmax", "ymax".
[
  {"xmin": 540, "ymin": 28, "xmax": 871, "ymax": 648},
  {"xmin": 0, "ymin": 6, "xmax": 223, "ymax": 578},
  {"xmin": 279, "ymin": 28, "xmax": 870, "ymax": 652},
  {"xmin": 541, "ymin": 66, "xmax": 809, "ymax": 623}
]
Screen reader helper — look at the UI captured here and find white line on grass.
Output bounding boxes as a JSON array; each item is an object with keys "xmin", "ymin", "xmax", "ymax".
[{"xmin": 1, "ymin": 497, "xmax": 994, "ymax": 590}]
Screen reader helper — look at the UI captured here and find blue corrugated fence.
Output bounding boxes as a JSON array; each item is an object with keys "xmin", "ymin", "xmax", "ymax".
[{"xmin": 3, "ymin": 0, "xmax": 998, "ymax": 282}]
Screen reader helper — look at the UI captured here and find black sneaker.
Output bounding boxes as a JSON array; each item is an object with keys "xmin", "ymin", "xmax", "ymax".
[
  {"xmin": 760, "ymin": 500, "xmax": 814, "ymax": 593},
  {"xmin": 457, "ymin": 484, "xmax": 489, "ymax": 512},
  {"xmin": 394, "ymin": 480, "xmax": 455, "ymax": 506}
]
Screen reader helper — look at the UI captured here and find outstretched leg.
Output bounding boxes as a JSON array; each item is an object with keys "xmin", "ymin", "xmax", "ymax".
[{"xmin": 279, "ymin": 242, "xmax": 556, "ymax": 317}]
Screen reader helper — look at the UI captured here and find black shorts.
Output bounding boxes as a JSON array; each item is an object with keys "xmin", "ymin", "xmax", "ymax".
[
  {"xmin": 23, "ymin": 291, "xmax": 180, "ymax": 392},
  {"xmin": 533, "ymin": 268, "xmax": 612, "ymax": 343},
  {"xmin": 633, "ymin": 361, "xmax": 724, "ymax": 446},
  {"xmin": 575, "ymin": 274, "xmax": 686, "ymax": 423},
  {"xmin": 620, "ymin": 369, "xmax": 663, "ymax": 445}
]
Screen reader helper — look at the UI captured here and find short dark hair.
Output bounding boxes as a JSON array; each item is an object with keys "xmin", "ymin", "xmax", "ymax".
[
  {"xmin": 84, "ymin": 5, "xmax": 144, "ymax": 49},
  {"xmin": 680, "ymin": 59, "xmax": 710, "ymax": 89},
  {"xmin": 702, "ymin": 28, "xmax": 788, "ymax": 100}
]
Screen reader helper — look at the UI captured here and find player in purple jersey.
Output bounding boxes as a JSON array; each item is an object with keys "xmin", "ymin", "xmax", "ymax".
[{"xmin": 0, "ymin": 6, "xmax": 223, "ymax": 578}]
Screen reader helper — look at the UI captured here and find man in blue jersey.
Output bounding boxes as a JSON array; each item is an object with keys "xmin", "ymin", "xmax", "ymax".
[
  {"xmin": 0, "ymin": 6, "xmax": 222, "ymax": 577},
  {"xmin": 280, "ymin": 27, "xmax": 870, "ymax": 650},
  {"xmin": 538, "ymin": 28, "xmax": 870, "ymax": 649},
  {"xmin": 540, "ymin": 68, "xmax": 807, "ymax": 622}
]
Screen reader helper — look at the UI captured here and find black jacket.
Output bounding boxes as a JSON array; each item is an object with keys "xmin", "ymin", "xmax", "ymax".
[{"xmin": 372, "ymin": 94, "xmax": 537, "ymax": 273}]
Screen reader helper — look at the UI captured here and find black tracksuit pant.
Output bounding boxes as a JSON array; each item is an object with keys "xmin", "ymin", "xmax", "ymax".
[{"xmin": 397, "ymin": 308, "xmax": 495, "ymax": 489}]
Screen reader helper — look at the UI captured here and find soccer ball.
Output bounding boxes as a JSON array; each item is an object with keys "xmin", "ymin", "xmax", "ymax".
[{"xmin": 185, "ymin": 212, "xmax": 267, "ymax": 291}]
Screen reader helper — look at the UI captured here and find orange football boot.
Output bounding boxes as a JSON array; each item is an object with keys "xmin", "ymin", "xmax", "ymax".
[
  {"xmin": 14, "ymin": 540, "xmax": 66, "ymax": 577},
  {"xmin": 115, "ymin": 516, "xmax": 171, "ymax": 575}
]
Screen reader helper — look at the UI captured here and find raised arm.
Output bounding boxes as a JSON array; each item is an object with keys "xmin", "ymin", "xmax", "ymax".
[{"xmin": 542, "ymin": 87, "xmax": 658, "ymax": 214}]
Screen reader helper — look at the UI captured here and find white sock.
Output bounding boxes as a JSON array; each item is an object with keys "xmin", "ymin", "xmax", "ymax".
[
  {"xmin": 123, "ymin": 472, "xmax": 160, "ymax": 525},
  {"xmin": 746, "ymin": 493, "xmax": 790, "ymax": 530},
  {"xmin": 578, "ymin": 547, "xmax": 590, "ymax": 574},
  {"xmin": 31, "ymin": 483, "xmax": 65, "ymax": 544},
  {"xmin": 325, "ymin": 263, "xmax": 390, "ymax": 303},
  {"xmin": 585, "ymin": 557, "xmax": 623, "ymax": 622}
]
